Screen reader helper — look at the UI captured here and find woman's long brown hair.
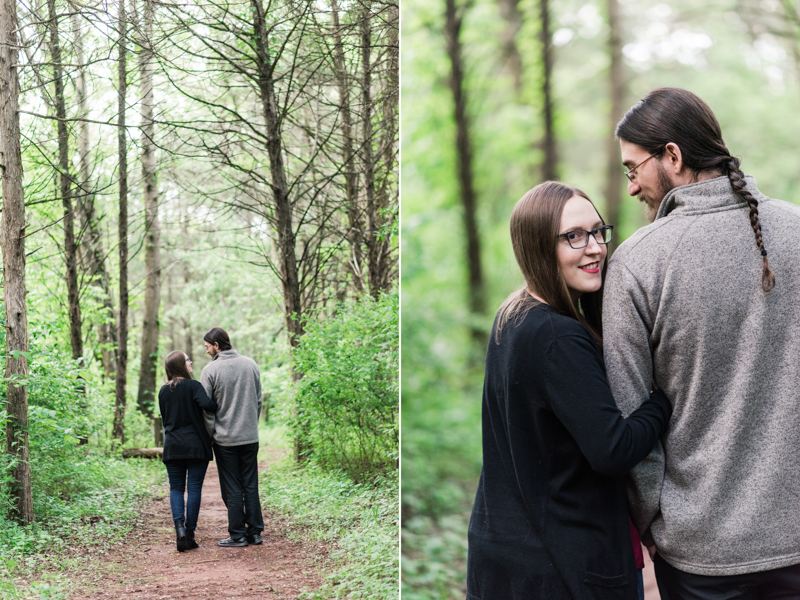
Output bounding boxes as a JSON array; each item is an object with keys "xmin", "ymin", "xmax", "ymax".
[
  {"xmin": 495, "ymin": 181, "xmax": 607, "ymax": 347},
  {"xmin": 164, "ymin": 350, "xmax": 192, "ymax": 389}
]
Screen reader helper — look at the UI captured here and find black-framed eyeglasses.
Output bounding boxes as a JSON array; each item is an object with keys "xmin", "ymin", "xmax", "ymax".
[
  {"xmin": 557, "ymin": 225, "xmax": 613, "ymax": 249},
  {"xmin": 624, "ymin": 154, "xmax": 658, "ymax": 182}
]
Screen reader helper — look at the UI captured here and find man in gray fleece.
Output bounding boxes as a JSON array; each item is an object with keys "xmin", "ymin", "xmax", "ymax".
[
  {"xmin": 604, "ymin": 88, "xmax": 800, "ymax": 595},
  {"xmin": 201, "ymin": 327, "xmax": 264, "ymax": 547}
]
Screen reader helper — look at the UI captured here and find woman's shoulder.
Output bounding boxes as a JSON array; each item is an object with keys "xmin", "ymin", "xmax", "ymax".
[
  {"xmin": 490, "ymin": 303, "xmax": 556, "ymax": 359},
  {"xmin": 505, "ymin": 302, "xmax": 585, "ymax": 338},
  {"xmin": 160, "ymin": 378, "xmax": 200, "ymax": 394},
  {"xmin": 548, "ymin": 310, "xmax": 594, "ymax": 340},
  {"xmin": 176, "ymin": 378, "xmax": 204, "ymax": 393},
  {"xmin": 496, "ymin": 304, "xmax": 596, "ymax": 362}
]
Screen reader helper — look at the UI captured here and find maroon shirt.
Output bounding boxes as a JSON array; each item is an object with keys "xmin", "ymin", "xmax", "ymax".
[{"xmin": 629, "ymin": 517, "xmax": 644, "ymax": 570}]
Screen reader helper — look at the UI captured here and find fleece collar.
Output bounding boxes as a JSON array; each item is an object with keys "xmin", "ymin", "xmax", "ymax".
[
  {"xmin": 212, "ymin": 349, "xmax": 240, "ymax": 361},
  {"xmin": 656, "ymin": 175, "xmax": 767, "ymax": 220}
]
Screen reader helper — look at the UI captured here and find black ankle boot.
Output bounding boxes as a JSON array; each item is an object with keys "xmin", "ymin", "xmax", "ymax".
[
  {"xmin": 175, "ymin": 518, "xmax": 188, "ymax": 552},
  {"xmin": 185, "ymin": 527, "xmax": 199, "ymax": 549}
]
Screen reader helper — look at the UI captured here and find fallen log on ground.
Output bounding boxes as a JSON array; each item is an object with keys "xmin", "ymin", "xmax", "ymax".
[{"xmin": 122, "ymin": 447, "xmax": 163, "ymax": 459}]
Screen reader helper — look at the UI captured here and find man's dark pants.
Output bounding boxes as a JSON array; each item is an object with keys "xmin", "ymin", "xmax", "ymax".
[
  {"xmin": 655, "ymin": 554, "xmax": 800, "ymax": 600},
  {"xmin": 213, "ymin": 442, "xmax": 264, "ymax": 538}
]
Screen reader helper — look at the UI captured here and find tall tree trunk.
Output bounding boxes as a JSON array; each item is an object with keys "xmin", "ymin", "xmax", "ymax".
[
  {"xmin": 48, "ymin": 0, "xmax": 83, "ymax": 362},
  {"xmin": 184, "ymin": 318, "xmax": 193, "ymax": 360},
  {"xmin": 330, "ymin": 0, "xmax": 365, "ymax": 294},
  {"xmin": 250, "ymin": 0, "xmax": 304, "ymax": 348},
  {"xmin": 373, "ymin": 0, "xmax": 399, "ymax": 294},
  {"xmin": 168, "ymin": 274, "xmax": 175, "ymax": 350},
  {"xmin": 603, "ymin": 0, "xmax": 625, "ymax": 254},
  {"xmin": 113, "ymin": 0, "xmax": 129, "ymax": 444},
  {"xmin": 182, "ymin": 207, "xmax": 193, "ymax": 356},
  {"xmin": 70, "ymin": 6, "xmax": 118, "ymax": 377},
  {"xmin": 496, "ymin": 0, "xmax": 524, "ymax": 93},
  {"xmin": 359, "ymin": 2, "xmax": 381, "ymax": 299},
  {"xmin": 778, "ymin": 0, "xmax": 800, "ymax": 88},
  {"xmin": 251, "ymin": 0, "xmax": 307, "ymax": 462},
  {"xmin": 136, "ymin": 0, "xmax": 161, "ymax": 418},
  {"xmin": 0, "ymin": 0, "xmax": 34, "ymax": 523},
  {"xmin": 444, "ymin": 0, "xmax": 486, "ymax": 350},
  {"xmin": 539, "ymin": 0, "xmax": 558, "ymax": 181}
]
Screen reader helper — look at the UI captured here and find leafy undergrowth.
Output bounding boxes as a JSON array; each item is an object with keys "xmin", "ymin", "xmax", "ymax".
[
  {"xmin": 401, "ymin": 511, "xmax": 470, "ymax": 600},
  {"xmin": 0, "ymin": 455, "xmax": 162, "ymax": 600},
  {"xmin": 259, "ymin": 452, "xmax": 399, "ymax": 599}
]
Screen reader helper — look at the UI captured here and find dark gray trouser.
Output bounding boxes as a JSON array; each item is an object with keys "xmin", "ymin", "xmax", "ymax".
[
  {"xmin": 655, "ymin": 554, "xmax": 800, "ymax": 600},
  {"xmin": 213, "ymin": 442, "xmax": 264, "ymax": 538}
]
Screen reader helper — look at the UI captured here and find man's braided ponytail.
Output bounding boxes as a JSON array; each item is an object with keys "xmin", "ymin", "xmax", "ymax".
[{"xmin": 725, "ymin": 158, "xmax": 775, "ymax": 292}]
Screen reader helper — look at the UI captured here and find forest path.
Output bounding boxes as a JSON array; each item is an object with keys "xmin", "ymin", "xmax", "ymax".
[{"xmin": 70, "ymin": 447, "xmax": 325, "ymax": 599}]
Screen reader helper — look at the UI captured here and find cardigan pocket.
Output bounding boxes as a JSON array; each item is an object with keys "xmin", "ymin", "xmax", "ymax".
[{"xmin": 583, "ymin": 570, "xmax": 627, "ymax": 587}]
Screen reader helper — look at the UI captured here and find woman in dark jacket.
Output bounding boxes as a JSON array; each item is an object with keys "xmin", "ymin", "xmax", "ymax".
[
  {"xmin": 466, "ymin": 182, "xmax": 672, "ymax": 600},
  {"xmin": 159, "ymin": 350, "xmax": 217, "ymax": 552}
]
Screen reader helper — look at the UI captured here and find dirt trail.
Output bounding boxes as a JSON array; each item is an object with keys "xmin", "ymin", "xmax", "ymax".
[{"xmin": 70, "ymin": 455, "xmax": 325, "ymax": 600}]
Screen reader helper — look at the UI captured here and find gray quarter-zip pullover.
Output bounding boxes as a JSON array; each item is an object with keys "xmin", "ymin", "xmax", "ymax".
[
  {"xmin": 603, "ymin": 176, "xmax": 800, "ymax": 576},
  {"xmin": 201, "ymin": 349, "xmax": 262, "ymax": 446}
]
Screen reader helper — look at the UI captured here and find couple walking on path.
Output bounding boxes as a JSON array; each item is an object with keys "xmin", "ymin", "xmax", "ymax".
[
  {"xmin": 157, "ymin": 326, "xmax": 265, "ymax": 552},
  {"xmin": 467, "ymin": 88, "xmax": 800, "ymax": 599}
]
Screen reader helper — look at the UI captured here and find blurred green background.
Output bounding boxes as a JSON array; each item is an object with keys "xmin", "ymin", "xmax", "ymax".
[{"xmin": 400, "ymin": 0, "xmax": 800, "ymax": 597}]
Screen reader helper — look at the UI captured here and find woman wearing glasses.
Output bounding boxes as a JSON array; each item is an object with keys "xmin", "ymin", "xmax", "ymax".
[
  {"xmin": 466, "ymin": 181, "xmax": 672, "ymax": 600},
  {"xmin": 159, "ymin": 350, "xmax": 218, "ymax": 552}
]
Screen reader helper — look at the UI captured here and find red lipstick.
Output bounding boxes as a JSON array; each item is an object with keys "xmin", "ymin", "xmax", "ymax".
[{"xmin": 579, "ymin": 262, "xmax": 600, "ymax": 274}]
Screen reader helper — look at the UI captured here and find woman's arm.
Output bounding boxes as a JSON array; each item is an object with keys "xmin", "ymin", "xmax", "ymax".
[
  {"xmin": 543, "ymin": 332, "xmax": 672, "ymax": 478},
  {"xmin": 192, "ymin": 380, "xmax": 218, "ymax": 413}
]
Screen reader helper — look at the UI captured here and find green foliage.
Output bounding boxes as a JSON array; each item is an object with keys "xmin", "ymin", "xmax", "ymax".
[
  {"xmin": 0, "ymin": 457, "xmax": 161, "ymax": 598},
  {"xmin": 261, "ymin": 363, "xmax": 293, "ymax": 424},
  {"xmin": 401, "ymin": 513, "xmax": 470, "ymax": 600},
  {"xmin": 1, "ymin": 0, "xmax": 397, "ymax": 595},
  {"xmin": 290, "ymin": 292, "xmax": 399, "ymax": 481},
  {"xmin": 0, "ymin": 300, "xmax": 162, "ymax": 596},
  {"xmin": 402, "ymin": 0, "xmax": 800, "ymax": 596},
  {"xmin": 259, "ymin": 430, "xmax": 398, "ymax": 600}
]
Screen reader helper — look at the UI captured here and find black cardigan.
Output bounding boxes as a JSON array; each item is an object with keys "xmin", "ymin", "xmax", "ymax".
[
  {"xmin": 158, "ymin": 378, "xmax": 218, "ymax": 462},
  {"xmin": 466, "ymin": 304, "xmax": 672, "ymax": 600}
]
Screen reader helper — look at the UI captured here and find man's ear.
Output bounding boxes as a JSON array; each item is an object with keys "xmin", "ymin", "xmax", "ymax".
[{"xmin": 664, "ymin": 142, "xmax": 684, "ymax": 174}]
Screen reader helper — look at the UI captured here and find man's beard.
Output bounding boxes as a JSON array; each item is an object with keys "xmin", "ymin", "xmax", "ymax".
[
  {"xmin": 642, "ymin": 200, "xmax": 659, "ymax": 223},
  {"xmin": 639, "ymin": 162, "xmax": 675, "ymax": 223}
]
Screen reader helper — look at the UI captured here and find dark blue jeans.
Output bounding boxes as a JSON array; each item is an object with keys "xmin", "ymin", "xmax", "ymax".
[
  {"xmin": 213, "ymin": 442, "xmax": 264, "ymax": 538},
  {"xmin": 164, "ymin": 459, "xmax": 209, "ymax": 530}
]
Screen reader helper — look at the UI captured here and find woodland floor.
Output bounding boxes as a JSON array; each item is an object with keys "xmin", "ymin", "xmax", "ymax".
[{"xmin": 68, "ymin": 448, "xmax": 327, "ymax": 600}]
